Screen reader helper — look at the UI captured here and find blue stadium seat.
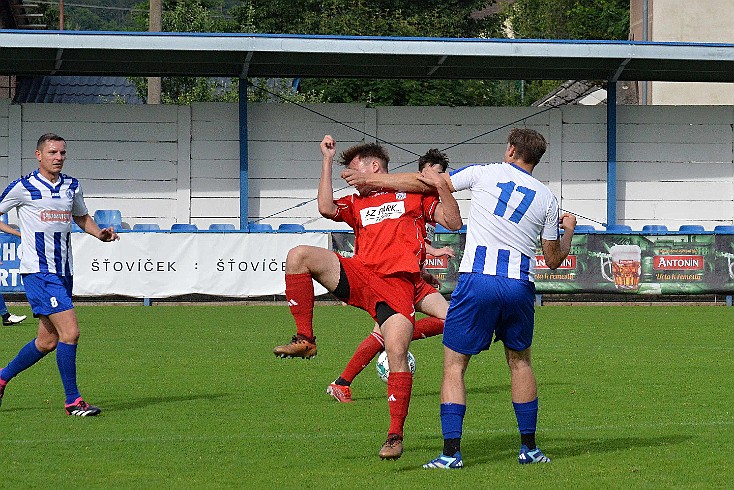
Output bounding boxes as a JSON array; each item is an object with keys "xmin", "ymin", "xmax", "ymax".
[
  {"xmin": 678, "ymin": 225, "xmax": 705, "ymax": 233},
  {"xmin": 278, "ymin": 223, "xmax": 305, "ymax": 232},
  {"xmin": 132, "ymin": 223, "xmax": 161, "ymax": 231},
  {"xmin": 209, "ymin": 223, "xmax": 236, "ymax": 230},
  {"xmin": 642, "ymin": 224, "xmax": 668, "ymax": 233},
  {"xmin": 96, "ymin": 223, "xmax": 122, "ymax": 231},
  {"xmin": 574, "ymin": 225, "xmax": 596, "ymax": 232},
  {"xmin": 170, "ymin": 223, "xmax": 198, "ymax": 232},
  {"xmin": 94, "ymin": 209, "xmax": 122, "ymax": 227},
  {"xmin": 248, "ymin": 222, "xmax": 273, "ymax": 232},
  {"xmin": 605, "ymin": 224, "xmax": 632, "ymax": 232},
  {"xmin": 714, "ymin": 225, "xmax": 734, "ymax": 234}
]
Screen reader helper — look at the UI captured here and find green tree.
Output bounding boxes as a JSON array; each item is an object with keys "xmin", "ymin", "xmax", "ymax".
[
  {"xmin": 500, "ymin": 0, "xmax": 629, "ymax": 105},
  {"xmin": 131, "ymin": 0, "xmax": 629, "ymax": 106},
  {"xmin": 129, "ymin": 0, "xmax": 243, "ymax": 104},
  {"xmin": 232, "ymin": 0, "xmax": 514, "ymax": 106},
  {"xmin": 504, "ymin": 0, "xmax": 629, "ymax": 41}
]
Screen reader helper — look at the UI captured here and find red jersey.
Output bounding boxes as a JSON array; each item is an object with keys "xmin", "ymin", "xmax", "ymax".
[{"xmin": 333, "ymin": 190, "xmax": 439, "ymax": 276}]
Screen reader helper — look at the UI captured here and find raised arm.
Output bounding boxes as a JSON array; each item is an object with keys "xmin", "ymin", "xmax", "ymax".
[{"xmin": 317, "ymin": 135, "xmax": 339, "ymax": 219}]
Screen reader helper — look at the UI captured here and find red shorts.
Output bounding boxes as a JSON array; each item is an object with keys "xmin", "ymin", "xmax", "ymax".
[{"xmin": 337, "ymin": 254, "xmax": 438, "ymax": 325}]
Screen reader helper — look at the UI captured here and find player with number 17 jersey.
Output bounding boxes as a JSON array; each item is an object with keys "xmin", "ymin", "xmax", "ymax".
[
  {"xmin": 332, "ymin": 190, "xmax": 439, "ymax": 277},
  {"xmin": 449, "ymin": 162, "xmax": 559, "ymax": 282}
]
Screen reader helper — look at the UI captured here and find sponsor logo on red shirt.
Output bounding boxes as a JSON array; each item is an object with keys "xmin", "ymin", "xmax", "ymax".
[
  {"xmin": 653, "ymin": 255, "xmax": 704, "ymax": 270},
  {"xmin": 536, "ymin": 255, "xmax": 576, "ymax": 269},
  {"xmin": 40, "ymin": 210, "xmax": 72, "ymax": 222}
]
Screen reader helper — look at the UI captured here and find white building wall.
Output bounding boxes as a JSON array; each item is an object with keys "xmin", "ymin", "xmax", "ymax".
[
  {"xmin": 3, "ymin": 102, "xmax": 734, "ymax": 232},
  {"xmin": 630, "ymin": 0, "xmax": 734, "ymax": 105}
]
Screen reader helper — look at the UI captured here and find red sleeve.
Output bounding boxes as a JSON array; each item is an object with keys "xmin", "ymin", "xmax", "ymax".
[
  {"xmin": 423, "ymin": 194, "xmax": 439, "ymax": 223},
  {"xmin": 333, "ymin": 195, "xmax": 356, "ymax": 228}
]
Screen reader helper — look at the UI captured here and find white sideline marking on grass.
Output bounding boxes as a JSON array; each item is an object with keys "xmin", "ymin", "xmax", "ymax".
[{"xmin": 2, "ymin": 419, "xmax": 731, "ymax": 445}]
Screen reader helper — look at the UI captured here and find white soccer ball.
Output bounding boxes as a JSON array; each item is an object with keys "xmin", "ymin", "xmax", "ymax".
[{"xmin": 376, "ymin": 350, "xmax": 416, "ymax": 383}]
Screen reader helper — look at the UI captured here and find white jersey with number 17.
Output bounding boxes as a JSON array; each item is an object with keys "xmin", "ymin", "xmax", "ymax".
[
  {"xmin": 0, "ymin": 170, "xmax": 88, "ymax": 276},
  {"xmin": 449, "ymin": 162, "xmax": 559, "ymax": 282}
]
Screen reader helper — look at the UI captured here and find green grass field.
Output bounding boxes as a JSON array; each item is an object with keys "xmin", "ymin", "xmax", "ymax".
[{"xmin": 0, "ymin": 304, "xmax": 732, "ymax": 488}]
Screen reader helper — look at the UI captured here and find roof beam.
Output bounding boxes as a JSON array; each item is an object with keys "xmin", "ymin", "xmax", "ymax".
[{"xmin": 0, "ymin": 31, "xmax": 731, "ymax": 82}]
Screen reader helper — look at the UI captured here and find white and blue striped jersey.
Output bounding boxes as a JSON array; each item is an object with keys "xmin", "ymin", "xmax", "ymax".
[
  {"xmin": 450, "ymin": 162, "xmax": 559, "ymax": 282},
  {"xmin": 0, "ymin": 170, "xmax": 88, "ymax": 276}
]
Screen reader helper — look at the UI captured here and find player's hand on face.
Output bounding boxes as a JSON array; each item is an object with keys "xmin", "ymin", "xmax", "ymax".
[
  {"xmin": 98, "ymin": 227, "xmax": 120, "ymax": 242},
  {"xmin": 559, "ymin": 213, "xmax": 577, "ymax": 233},
  {"xmin": 321, "ymin": 135, "xmax": 337, "ymax": 159},
  {"xmin": 341, "ymin": 169, "xmax": 367, "ymax": 187},
  {"xmin": 417, "ymin": 165, "xmax": 445, "ymax": 189},
  {"xmin": 341, "ymin": 170, "xmax": 378, "ymax": 195}
]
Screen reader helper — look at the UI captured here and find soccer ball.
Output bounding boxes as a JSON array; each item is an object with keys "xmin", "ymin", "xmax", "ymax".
[{"xmin": 376, "ymin": 350, "xmax": 416, "ymax": 383}]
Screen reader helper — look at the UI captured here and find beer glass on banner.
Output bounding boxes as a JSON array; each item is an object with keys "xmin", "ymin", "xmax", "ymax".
[{"xmin": 602, "ymin": 245, "xmax": 642, "ymax": 291}]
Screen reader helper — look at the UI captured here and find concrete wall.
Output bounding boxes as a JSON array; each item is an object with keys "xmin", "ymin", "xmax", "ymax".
[{"xmin": 1, "ymin": 101, "xmax": 733, "ymax": 231}]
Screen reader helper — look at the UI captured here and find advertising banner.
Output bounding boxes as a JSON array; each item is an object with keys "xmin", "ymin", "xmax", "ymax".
[
  {"xmin": 334, "ymin": 231, "xmax": 734, "ymax": 295},
  {"xmin": 0, "ymin": 235, "xmax": 23, "ymax": 292},
  {"xmin": 67, "ymin": 233, "xmax": 328, "ymax": 298},
  {"xmin": 3, "ymin": 231, "xmax": 734, "ymax": 298},
  {"xmin": 534, "ymin": 233, "xmax": 734, "ymax": 294}
]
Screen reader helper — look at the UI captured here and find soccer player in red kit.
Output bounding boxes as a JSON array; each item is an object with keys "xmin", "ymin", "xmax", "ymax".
[
  {"xmin": 326, "ymin": 149, "xmax": 455, "ymax": 404},
  {"xmin": 273, "ymin": 135, "xmax": 462, "ymax": 460}
]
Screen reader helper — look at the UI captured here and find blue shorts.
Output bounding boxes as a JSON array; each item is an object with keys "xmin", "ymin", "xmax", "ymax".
[
  {"xmin": 443, "ymin": 273, "xmax": 536, "ymax": 355},
  {"xmin": 22, "ymin": 273, "xmax": 74, "ymax": 317}
]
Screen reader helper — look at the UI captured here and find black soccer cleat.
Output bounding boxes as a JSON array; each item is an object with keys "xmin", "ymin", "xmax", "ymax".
[{"xmin": 65, "ymin": 397, "xmax": 102, "ymax": 417}]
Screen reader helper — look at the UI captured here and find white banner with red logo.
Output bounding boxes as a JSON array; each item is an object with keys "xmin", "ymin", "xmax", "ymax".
[{"xmin": 70, "ymin": 233, "xmax": 330, "ymax": 298}]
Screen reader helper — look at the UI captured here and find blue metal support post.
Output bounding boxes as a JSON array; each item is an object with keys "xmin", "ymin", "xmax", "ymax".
[
  {"xmin": 606, "ymin": 80, "xmax": 617, "ymax": 226},
  {"xmin": 239, "ymin": 79, "xmax": 249, "ymax": 230}
]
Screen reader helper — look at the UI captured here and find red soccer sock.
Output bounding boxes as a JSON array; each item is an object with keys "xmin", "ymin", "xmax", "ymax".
[
  {"xmin": 285, "ymin": 273, "xmax": 315, "ymax": 340},
  {"xmin": 340, "ymin": 332, "xmax": 384, "ymax": 383},
  {"xmin": 387, "ymin": 371, "xmax": 413, "ymax": 438},
  {"xmin": 412, "ymin": 317, "xmax": 444, "ymax": 340}
]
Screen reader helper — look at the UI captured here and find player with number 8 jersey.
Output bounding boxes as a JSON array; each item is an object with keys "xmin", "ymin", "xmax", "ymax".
[{"xmin": 0, "ymin": 133, "xmax": 119, "ymax": 417}]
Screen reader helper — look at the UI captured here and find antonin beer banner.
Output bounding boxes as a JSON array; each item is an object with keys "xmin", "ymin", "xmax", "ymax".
[{"xmin": 333, "ymin": 232, "xmax": 734, "ymax": 295}]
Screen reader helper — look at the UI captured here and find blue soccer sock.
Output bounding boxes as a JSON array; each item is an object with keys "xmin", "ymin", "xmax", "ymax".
[
  {"xmin": 56, "ymin": 342, "xmax": 81, "ymax": 405},
  {"xmin": 440, "ymin": 403, "xmax": 466, "ymax": 455},
  {"xmin": 0, "ymin": 294, "xmax": 8, "ymax": 317},
  {"xmin": 1, "ymin": 339, "xmax": 48, "ymax": 383},
  {"xmin": 513, "ymin": 398, "xmax": 539, "ymax": 449}
]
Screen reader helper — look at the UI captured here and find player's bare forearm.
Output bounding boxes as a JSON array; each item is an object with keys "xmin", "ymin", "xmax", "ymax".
[
  {"xmin": 426, "ymin": 244, "xmax": 455, "ymax": 258},
  {"xmin": 0, "ymin": 219, "xmax": 20, "ymax": 237},
  {"xmin": 317, "ymin": 156, "xmax": 338, "ymax": 218},
  {"xmin": 318, "ymin": 135, "xmax": 338, "ymax": 218},
  {"xmin": 541, "ymin": 213, "xmax": 576, "ymax": 269},
  {"xmin": 74, "ymin": 214, "xmax": 119, "ymax": 242},
  {"xmin": 435, "ymin": 185, "xmax": 462, "ymax": 231},
  {"xmin": 341, "ymin": 170, "xmax": 432, "ymax": 193}
]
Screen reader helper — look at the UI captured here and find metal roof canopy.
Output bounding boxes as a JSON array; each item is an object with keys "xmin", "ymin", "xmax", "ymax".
[
  {"xmin": 3, "ymin": 30, "xmax": 734, "ymax": 231},
  {"xmin": 1, "ymin": 30, "xmax": 733, "ymax": 82}
]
